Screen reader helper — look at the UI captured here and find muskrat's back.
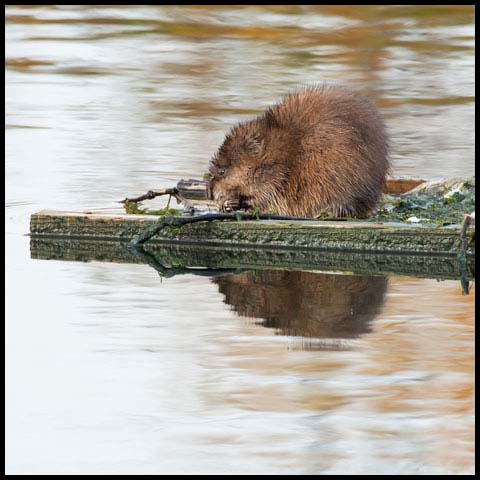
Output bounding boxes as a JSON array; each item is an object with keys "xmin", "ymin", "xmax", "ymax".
[{"xmin": 208, "ymin": 85, "xmax": 389, "ymax": 217}]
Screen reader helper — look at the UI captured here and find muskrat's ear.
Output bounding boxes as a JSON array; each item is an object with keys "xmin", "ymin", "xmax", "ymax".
[{"xmin": 242, "ymin": 135, "xmax": 262, "ymax": 155}]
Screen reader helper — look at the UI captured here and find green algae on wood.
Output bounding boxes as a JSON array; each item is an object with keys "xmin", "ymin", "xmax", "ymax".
[
  {"xmin": 123, "ymin": 201, "xmax": 181, "ymax": 217},
  {"xmin": 371, "ymin": 177, "xmax": 475, "ymax": 225},
  {"xmin": 30, "ymin": 210, "xmax": 475, "ymax": 255}
]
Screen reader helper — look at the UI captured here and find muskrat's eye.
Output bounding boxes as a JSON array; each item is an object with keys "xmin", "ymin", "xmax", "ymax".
[{"xmin": 219, "ymin": 168, "xmax": 226, "ymax": 176}]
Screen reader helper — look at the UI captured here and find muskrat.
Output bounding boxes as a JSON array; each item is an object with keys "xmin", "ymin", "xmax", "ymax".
[{"xmin": 207, "ymin": 85, "xmax": 389, "ymax": 217}]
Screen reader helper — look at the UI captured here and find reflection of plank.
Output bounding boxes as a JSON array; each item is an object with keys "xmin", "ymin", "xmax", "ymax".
[
  {"xmin": 30, "ymin": 210, "xmax": 474, "ymax": 255},
  {"xmin": 30, "ymin": 237, "xmax": 475, "ymax": 281},
  {"xmin": 176, "ymin": 177, "xmax": 427, "ymax": 199}
]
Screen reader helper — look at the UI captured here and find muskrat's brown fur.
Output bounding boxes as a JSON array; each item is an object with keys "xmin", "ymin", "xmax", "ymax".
[{"xmin": 208, "ymin": 85, "xmax": 389, "ymax": 217}]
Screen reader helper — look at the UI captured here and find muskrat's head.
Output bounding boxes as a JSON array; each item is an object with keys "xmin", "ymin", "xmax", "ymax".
[{"xmin": 207, "ymin": 122, "xmax": 287, "ymax": 212}]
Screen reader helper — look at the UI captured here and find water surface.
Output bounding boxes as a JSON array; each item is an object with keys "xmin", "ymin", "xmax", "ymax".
[{"xmin": 5, "ymin": 5, "xmax": 475, "ymax": 475}]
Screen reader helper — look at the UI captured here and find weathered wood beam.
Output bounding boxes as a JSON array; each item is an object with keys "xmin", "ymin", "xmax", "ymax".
[{"xmin": 30, "ymin": 210, "xmax": 474, "ymax": 256}]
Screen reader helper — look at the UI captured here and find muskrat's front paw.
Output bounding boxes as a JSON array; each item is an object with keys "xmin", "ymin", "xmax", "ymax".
[{"xmin": 223, "ymin": 199, "xmax": 241, "ymax": 212}]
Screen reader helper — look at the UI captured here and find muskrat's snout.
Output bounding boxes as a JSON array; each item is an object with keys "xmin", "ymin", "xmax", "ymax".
[{"xmin": 213, "ymin": 188, "xmax": 253, "ymax": 212}]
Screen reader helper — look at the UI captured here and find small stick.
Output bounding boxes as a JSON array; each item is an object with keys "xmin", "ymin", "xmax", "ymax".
[
  {"xmin": 459, "ymin": 213, "xmax": 473, "ymax": 254},
  {"xmin": 458, "ymin": 212, "xmax": 474, "ymax": 295},
  {"xmin": 130, "ymin": 212, "xmax": 315, "ymax": 246},
  {"xmin": 119, "ymin": 187, "xmax": 195, "ymax": 211},
  {"xmin": 119, "ymin": 188, "xmax": 179, "ymax": 204}
]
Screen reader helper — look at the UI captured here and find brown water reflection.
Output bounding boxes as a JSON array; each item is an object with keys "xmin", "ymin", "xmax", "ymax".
[
  {"xmin": 5, "ymin": 4, "xmax": 475, "ymax": 475},
  {"xmin": 205, "ymin": 277, "xmax": 474, "ymax": 473},
  {"xmin": 214, "ymin": 271, "xmax": 388, "ymax": 349}
]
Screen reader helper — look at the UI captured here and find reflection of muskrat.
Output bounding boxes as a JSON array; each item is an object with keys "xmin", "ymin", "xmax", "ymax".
[
  {"xmin": 214, "ymin": 271, "xmax": 388, "ymax": 344},
  {"xmin": 208, "ymin": 85, "xmax": 389, "ymax": 217}
]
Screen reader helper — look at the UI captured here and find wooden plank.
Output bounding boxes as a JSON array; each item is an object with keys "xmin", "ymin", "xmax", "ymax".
[
  {"xmin": 30, "ymin": 210, "xmax": 474, "ymax": 256},
  {"xmin": 383, "ymin": 178, "xmax": 426, "ymax": 194}
]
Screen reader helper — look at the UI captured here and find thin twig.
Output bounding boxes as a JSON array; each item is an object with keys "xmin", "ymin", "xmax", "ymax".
[
  {"xmin": 459, "ymin": 213, "xmax": 472, "ymax": 254},
  {"xmin": 119, "ymin": 188, "xmax": 179, "ymax": 204},
  {"xmin": 119, "ymin": 187, "xmax": 197, "ymax": 213},
  {"xmin": 458, "ymin": 213, "xmax": 474, "ymax": 295}
]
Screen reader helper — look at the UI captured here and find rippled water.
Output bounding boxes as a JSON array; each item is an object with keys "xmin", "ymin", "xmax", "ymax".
[{"xmin": 5, "ymin": 5, "xmax": 475, "ymax": 475}]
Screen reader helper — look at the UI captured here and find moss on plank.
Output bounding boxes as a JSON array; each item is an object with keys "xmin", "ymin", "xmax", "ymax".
[
  {"xmin": 123, "ymin": 201, "xmax": 181, "ymax": 217},
  {"xmin": 370, "ymin": 177, "xmax": 475, "ymax": 225}
]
